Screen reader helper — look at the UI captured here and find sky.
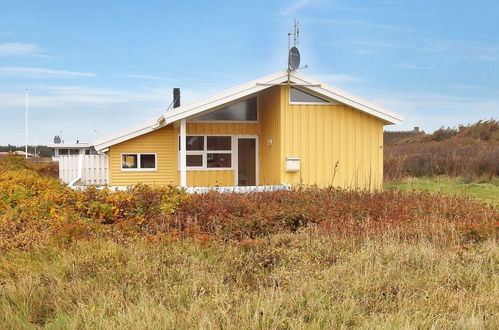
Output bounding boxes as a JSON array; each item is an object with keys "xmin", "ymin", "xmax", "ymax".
[{"xmin": 1, "ymin": 0, "xmax": 498, "ymax": 145}]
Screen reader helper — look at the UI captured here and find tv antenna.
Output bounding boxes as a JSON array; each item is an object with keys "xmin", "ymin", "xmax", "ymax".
[{"xmin": 287, "ymin": 19, "xmax": 308, "ymax": 81}]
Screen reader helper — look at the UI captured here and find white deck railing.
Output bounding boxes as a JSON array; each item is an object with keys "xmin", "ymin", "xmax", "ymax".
[{"xmin": 58, "ymin": 155, "xmax": 108, "ymax": 186}]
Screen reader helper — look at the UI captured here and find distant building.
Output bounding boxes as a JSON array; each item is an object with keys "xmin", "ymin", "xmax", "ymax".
[
  {"xmin": 384, "ymin": 127, "xmax": 425, "ymax": 145},
  {"xmin": 48, "ymin": 136, "xmax": 98, "ymax": 160},
  {"xmin": 0, "ymin": 150, "xmax": 38, "ymax": 158}
]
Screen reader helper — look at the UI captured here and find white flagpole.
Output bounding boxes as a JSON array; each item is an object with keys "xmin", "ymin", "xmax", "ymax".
[{"xmin": 25, "ymin": 89, "xmax": 29, "ymax": 158}]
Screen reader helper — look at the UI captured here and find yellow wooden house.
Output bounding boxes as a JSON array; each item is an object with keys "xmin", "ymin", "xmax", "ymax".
[{"xmin": 94, "ymin": 70, "xmax": 403, "ymax": 190}]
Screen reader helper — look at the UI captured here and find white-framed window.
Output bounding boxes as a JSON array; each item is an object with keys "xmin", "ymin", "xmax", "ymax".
[
  {"xmin": 121, "ymin": 153, "xmax": 157, "ymax": 171},
  {"xmin": 178, "ymin": 135, "xmax": 232, "ymax": 170}
]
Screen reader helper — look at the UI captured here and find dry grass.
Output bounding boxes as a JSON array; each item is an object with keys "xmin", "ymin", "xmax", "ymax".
[{"xmin": 1, "ymin": 231, "xmax": 498, "ymax": 329}]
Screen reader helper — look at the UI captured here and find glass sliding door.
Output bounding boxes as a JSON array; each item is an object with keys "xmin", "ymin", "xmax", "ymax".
[{"xmin": 237, "ymin": 138, "xmax": 256, "ymax": 186}]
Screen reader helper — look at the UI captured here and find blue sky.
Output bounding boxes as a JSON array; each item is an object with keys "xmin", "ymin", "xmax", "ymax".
[{"xmin": 1, "ymin": 0, "xmax": 498, "ymax": 145}]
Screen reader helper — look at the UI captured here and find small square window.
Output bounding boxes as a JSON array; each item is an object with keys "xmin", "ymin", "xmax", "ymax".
[
  {"xmin": 70, "ymin": 149, "xmax": 80, "ymax": 155},
  {"xmin": 122, "ymin": 154, "xmax": 138, "ymax": 169},
  {"xmin": 179, "ymin": 136, "xmax": 204, "ymax": 151},
  {"xmin": 207, "ymin": 136, "xmax": 231, "ymax": 150},
  {"xmin": 207, "ymin": 153, "xmax": 231, "ymax": 168},
  {"xmin": 186, "ymin": 136, "xmax": 204, "ymax": 150},
  {"xmin": 59, "ymin": 149, "xmax": 68, "ymax": 155},
  {"xmin": 186, "ymin": 155, "xmax": 203, "ymax": 167},
  {"xmin": 140, "ymin": 154, "xmax": 156, "ymax": 169}
]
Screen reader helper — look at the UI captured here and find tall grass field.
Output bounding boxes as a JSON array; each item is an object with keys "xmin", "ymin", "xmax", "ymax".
[{"xmin": 0, "ymin": 154, "xmax": 498, "ymax": 328}]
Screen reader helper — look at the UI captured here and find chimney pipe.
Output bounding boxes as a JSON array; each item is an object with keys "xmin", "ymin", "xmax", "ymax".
[{"xmin": 173, "ymin": 88, "xmax": 180, "ymax": 108}]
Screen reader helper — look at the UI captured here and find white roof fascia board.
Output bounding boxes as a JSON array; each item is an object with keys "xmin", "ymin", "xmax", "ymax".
[
  {"xmin": 163, "ymin": 71, "xmax": 289, "ymax": 125},
  {"xmin": 47, "ymin": 143, "xmax": 93, "ymax": 148},
  {"xmin": 93, "ymin": 118, "xmax": 160, "ymax": 151},
  {"xmin": 164, "ymin": 70, "xmax": 402, "ymax": 125},
  {"xmin": 94, "ymin": 70, "xmax": 403, "ymax": 150},
  {"xmin": 289, "ymin": 71, "xmax": 403, "ymax": 124}
]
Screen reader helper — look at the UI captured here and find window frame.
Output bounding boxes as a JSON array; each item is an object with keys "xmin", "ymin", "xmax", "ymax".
[
  {"xmin": 58, "ymin": 149, "xmax": 69, "ymax": 156},
  {"xmin": 289, "ymin": 87, "xmax": 337, "ymax": 105},
  {"xmin": 178, "ymin": 135, "xmax": 233, "ymax": 171},
  {"xmin": 121, "ymin": 153, "xmax": 157, "ymax": 171}
]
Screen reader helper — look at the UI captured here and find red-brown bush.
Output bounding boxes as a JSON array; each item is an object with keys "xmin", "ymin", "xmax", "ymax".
[
  {"xmin": 1, "ymin": 156, "xmax": 497, "ymax": 250},
  {"xmin": 384, "ymin": 119, "xmax": 499, "ymax": 179},
  {"xmin": 147, "ymin": 188, "xmax": 497, "ymax": 242}
]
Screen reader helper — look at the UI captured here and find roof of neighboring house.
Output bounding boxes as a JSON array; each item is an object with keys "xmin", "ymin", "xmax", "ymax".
[
  {"xmin": 47, "ymin": 143, "xmax": 93, "ymax": 148},
  {"xmin": 94, "ymin": 70, "xmax": 403, "ymax": 151}
]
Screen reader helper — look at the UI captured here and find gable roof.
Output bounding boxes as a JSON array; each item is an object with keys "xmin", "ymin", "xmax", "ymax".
[{"xmin": 94, "ymin": 70, "xmax": 403, "ymax": 151}]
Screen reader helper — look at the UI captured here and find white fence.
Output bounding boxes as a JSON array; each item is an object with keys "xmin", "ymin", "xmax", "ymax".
[{"xmin": 58, "ymin": 155, "xmax": 108, "ymax": 186}]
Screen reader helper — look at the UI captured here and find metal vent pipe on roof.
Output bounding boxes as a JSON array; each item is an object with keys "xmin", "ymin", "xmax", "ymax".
[{"xmin": 173, "ymin": 88, "xmax": 180, "ymax": 108}]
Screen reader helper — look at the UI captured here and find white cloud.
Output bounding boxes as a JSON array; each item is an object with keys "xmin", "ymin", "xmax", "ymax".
[
  {"xmin": 447, "ymin": 84, "xmax": 485, "ymax": 90},
  {"xmin": 314, "ymin": 73, "xmax": 364, "ymax": 84},
  {"xmin": 0, "ymin": 67, "xmax": 95, "ymax": 78},
  {"xmin": 0, "ymin": 84, "xmax": 213, "ymax": 110},
  {"xmin": 393, "ymin": 62, "xmax": 434, "ymax": 70},
  {"xmin": 125, "ymin": 74, "xmax": 173, "ymax": 81},
  {"xmin": 280, "ymin": 0, "xmax": 312, "ymax": 16},
  {"xmin": 350, "ymin": 38, "xmax": 499, "ymax": 63},
  {"xmin": 307, "ymin": 17, "xmax": 410, "ymax": 32},
  {"xmin": 0, "ymin": 43, "xmax": 43, "ymax": 56},
  {"xmin": 0, "ymin": 84, "xmax": 218, "ymax": 144},
  {"xmin": 364, "ymin": 90, "xmax": 499, "ymax": 131}
]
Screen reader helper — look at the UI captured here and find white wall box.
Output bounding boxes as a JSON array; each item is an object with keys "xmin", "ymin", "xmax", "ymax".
[{"xmin": 285, "ymin": 157, "xmax": 300, "ymax": 173}]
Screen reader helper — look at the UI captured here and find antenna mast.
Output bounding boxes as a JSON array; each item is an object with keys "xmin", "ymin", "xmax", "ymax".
[
  {"xmin": 294, "ymin": 19, "xmax": 299, "ymax": 47},
  {"xmin": 25, "ymin": 89, "xmax": 28, "ymax": 159},
  {"xmin": 288, "ymin": 19, "xmax": 300, "ymax": 52},
  {"xmin": 287, "ymin": 19, "xmax": 302, "ymax": 82}
]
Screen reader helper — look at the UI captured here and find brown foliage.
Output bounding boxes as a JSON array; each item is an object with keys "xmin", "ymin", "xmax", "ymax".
[
  {"xmin": 384, "ymin": 120, "xmax": 499, "ymax": 179},
  {"xmin": 1, "ymin": 152, "xmax": 497, "ymax": 251}
]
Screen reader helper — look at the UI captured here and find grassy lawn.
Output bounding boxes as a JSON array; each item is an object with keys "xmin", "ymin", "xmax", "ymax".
[
  {"xmin": 385, "ymin": 177, "xmax": 499, "ymax": 206},
  {"xmin": 1, "ymin": 235, "xmax": 498, "ymax": 329}
]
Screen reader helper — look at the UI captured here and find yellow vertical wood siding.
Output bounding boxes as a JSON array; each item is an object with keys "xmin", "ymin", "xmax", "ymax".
[
  {"xmin": 108, "ymin": 125, "xmax": 176, "ymax": 186},
  {"xmin": 279, "ymin": 85, "xmax": 384, "ymax": 189},
  {"xmin": 258, "ymin": 87, "xmax": 281, "ymax": 185}
]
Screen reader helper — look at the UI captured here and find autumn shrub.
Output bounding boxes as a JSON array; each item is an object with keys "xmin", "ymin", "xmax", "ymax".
[
  {"xmin": 384, "ymin": 119, "xmax": 499, "ymax": 179},
  {"xmin": 0, "ymin": 155, "xmax": 58, "ymax": 178},
  {"xmin": 73, "ymin": 184, "xmax": 186, "ymax": 224},
  {"xmin": 147, "ymin": 188, "xmax": 497, "ymax": 242},
  {"xmin": 0, "ymin": 156, "xmax": 496, "ymax": 250},
  {"xmin": 0, "ymin": 161, "xmax": 186, "ymax": 249}
]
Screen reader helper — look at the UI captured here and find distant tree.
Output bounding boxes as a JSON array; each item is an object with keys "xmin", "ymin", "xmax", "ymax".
[{"xmin": 0, "ymin": 145, "xmax": 53, "ymax": 158}]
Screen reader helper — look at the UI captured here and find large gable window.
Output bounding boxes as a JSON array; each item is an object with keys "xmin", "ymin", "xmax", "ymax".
[
  {"xmin": 290, "ymin": 87, "xmax": 330, "ymax": 104},
  {"xmin": 179, "ymin": 135, "xmax": 232, "ymax": 169},
  {"xmin": 191, "ymin": 97, "xmax": 257, "ymax": 122}
]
